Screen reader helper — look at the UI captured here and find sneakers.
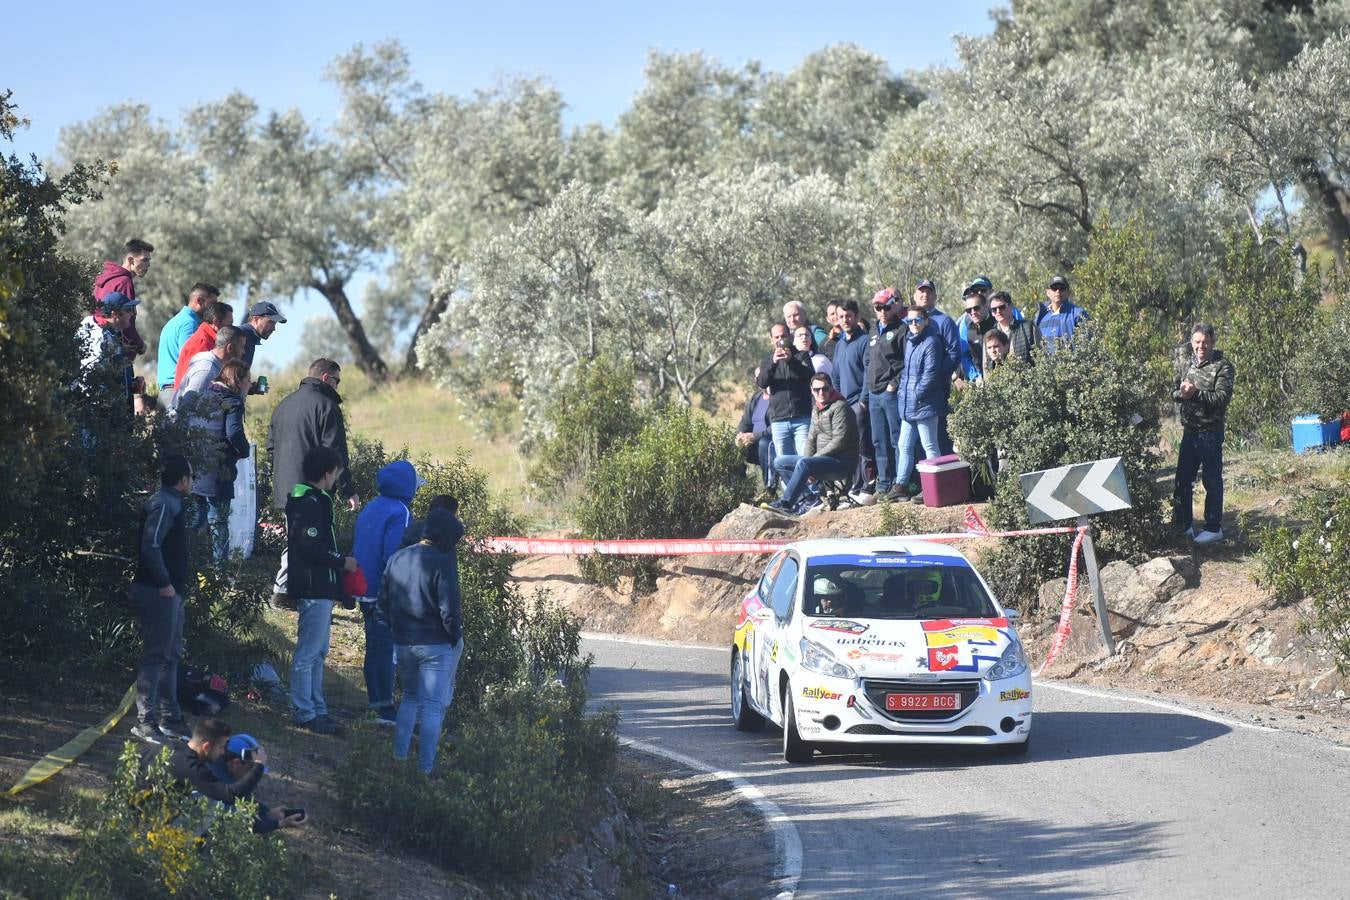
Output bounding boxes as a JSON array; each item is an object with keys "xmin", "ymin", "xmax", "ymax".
[
  {"xmin": 375, "ymin": 707, "xmax": 398, "ymax": 727},
  {"xmin": 848, "ymin": 490, "xmax": 878, "ymax": 507},
  {"xmin": 800, "ymin": 500, "xmax": 827, "ymax": 518},
  {"xmin": 130, "ymin": 723, "xmax": 163, "ymax": 745},
  {"xmin": 296, "ymin": 715, "xmax": 342, "ymax": 735},
  {"xmin": 1169, "ymin": 524, "xmax": 1195, "ymax": 540},
  {"xmin": 759, "ymin": 500, "xmax": 800, "ymax": 519},
  {"xmin": 1193, "ymin": 528, "xmax": 1225, "ymax": 545},
  {"xmin": 157, "ymin": 720, "xmax": 191, "ymax": 742}
]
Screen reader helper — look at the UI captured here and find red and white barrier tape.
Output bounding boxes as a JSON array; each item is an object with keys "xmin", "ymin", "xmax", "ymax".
[{"xmin": 1035, "ymin": 526, "xmax": 1089, "ymax": 676}]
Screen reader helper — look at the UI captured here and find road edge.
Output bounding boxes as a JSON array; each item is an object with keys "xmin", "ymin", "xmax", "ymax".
[{"xmin": 620, "ymin": 736, "xmax": 803, "ymax": 900}]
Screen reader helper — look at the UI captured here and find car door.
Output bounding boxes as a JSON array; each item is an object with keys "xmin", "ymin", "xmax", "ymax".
[{"xmin": 756, "ymin": 554, "xmax": 800, "ymax": 719}]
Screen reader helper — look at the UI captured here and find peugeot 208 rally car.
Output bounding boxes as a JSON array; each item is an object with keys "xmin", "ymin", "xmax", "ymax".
[{"xmin": 730, "ymin": 538, "xmax": 1032, "ymax": 763}]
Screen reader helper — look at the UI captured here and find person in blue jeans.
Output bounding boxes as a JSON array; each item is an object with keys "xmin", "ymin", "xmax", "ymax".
[
  {"xmin": 285, "ymin": 446, "xmax": 359, "ymax": 735},
  {"xmin": 1171, "ymin": 323, "xmax": 1235, "ymax": 544},
  {"xmin": 353, "ymin": 459, "xmax": 425, "ymax": 725},
  {"xmin": 862, "ymin": 288, "xmax": 905, "ymax": 494},
  {"xmin": 891, "ymin": 305, "xmax": 946, "ymax": 501},
  {"xmin": 757, "ymin": 322, "xmax": 814, "ymax": 460},
  {"xmin": 377, "ymin": 508, "xmax": 465, "ymax": 776},
  {"xmin": 764, "ymin": 373, "xmax": 859, "ymax": 516}
]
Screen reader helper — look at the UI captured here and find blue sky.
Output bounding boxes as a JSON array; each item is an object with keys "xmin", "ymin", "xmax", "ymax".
[{"xmin": 8, "ymin": 1, "xmax": 997, "ymax": 367}]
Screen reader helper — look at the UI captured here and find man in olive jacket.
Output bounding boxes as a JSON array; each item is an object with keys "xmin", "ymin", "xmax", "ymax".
[
  {"xmin": 763, "ymin": 372, "xmax": 860, "ymax": 516},
  {"xmin": 1171, "ymin": 323, "xmax": 1235, "ymax": 544}
]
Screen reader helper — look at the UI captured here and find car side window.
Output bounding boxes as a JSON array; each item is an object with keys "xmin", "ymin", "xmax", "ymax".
[
  {"xmin": 758, "ymin": 553, "xmax": 784, "ymax": 601},
  {"xmin": 769, "ymin": 556, "xmax": 800, "ymax": 623}
]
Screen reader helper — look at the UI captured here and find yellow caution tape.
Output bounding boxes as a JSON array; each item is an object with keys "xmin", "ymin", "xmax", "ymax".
[{"xmin": 5, "ymin": 683, "xmax": 137, "ymax": 798}]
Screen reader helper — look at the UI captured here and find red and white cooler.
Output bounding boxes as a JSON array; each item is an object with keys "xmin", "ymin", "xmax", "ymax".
[{"xmin": 916, "ymin": 454, "xmax": 971, "ymax": 508}]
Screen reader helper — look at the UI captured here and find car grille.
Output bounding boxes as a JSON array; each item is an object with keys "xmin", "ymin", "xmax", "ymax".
[
  {"xmin": 862, "ymin": 678, "xmax": 982, "ymax": 722},
  {"xmin": 846, "ymin": 724, "xmax": 995, "ymax": 736}
]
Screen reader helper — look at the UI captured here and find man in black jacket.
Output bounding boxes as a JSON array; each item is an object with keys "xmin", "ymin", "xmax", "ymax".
[
  {"xmin": 378, "ymin": 508, "xmax": 465, "ymax": 775},
  {"xmin": 129, "ymin": 455, "xmax": 193, "ymax": 745},
  {"xmin": 268, "ymin": 359, "xmax": 359, "ymax": 605},
  {"xmin": 756, "ymin": 322, "xmax": 815, "ymax": 461},
  {"xmin": 862, "ymin": 288, "xmax": 905, "ymax": 496},
  {"xmin": 286, "ymin": 446, "xmax": 358, "ymax": 734}
]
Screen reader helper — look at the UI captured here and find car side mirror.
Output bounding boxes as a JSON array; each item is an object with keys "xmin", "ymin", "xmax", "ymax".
[{"xmin": 1003, "ymin": 608, "xmax": 1021, "ymax": 623}]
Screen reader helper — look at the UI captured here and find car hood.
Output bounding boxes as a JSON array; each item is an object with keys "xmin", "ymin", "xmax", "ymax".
[{"xmin": 804, "ymin": 616, "xmax": 1017, "ymax": 677}]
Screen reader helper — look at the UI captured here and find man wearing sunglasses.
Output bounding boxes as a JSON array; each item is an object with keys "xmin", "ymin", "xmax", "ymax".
[
  {"xmin": 861, "ymin": 288, "xmax": 906, "ymax": 497},
  {"xmin": 891, "ymin": 305, "xmax": 946, "ymax": 501},
  {"xmin": 1036, "ymin": 274, "xmax": 1090, "ymax": 352},
  {"xmin": 988, "ymin": 291, "xmax": 1038, "ymax": 364},
  {"xmin": 762, "ymin": 372, "xmax": 859, "ymax": 517},
  {"xmin": 957, "ymin": 281, "xmax": 999, "ymax": 385}
]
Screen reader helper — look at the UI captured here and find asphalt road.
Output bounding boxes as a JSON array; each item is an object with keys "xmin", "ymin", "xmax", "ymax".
[{"xmin": 585, "ymin": 634, "xmax": 1350, "ymax": 899}]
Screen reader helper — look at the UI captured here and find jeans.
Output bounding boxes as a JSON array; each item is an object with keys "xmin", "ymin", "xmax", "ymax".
[
  {"xmin": 770, "ymin": 415, "xmax": 811, "ymax": 460},
  {"xmin": 755, "ymin": 433, "xmax": 777, "ymax": 489},
  {"xmin": 291, "ymin": 599, "xmax": 334, "ymax": 722},
  {"xmin": 1173, "ymin": 428, "xmax": 1224, "ymax": 532},
  {"xmin": 131, "ymin": 583, "xmax": 185, "ymax": 725},
  {"xmin": 361, "ymin": 602, "xmax": 396, "ymax": 709},
  {"xmin": 849, "ymin": 399, "xmax": 874, "ymax": 492},
  {"xmin": 868, "ymin": 390, "xmax": 901, "ymax": 491},
  {"xmin": 895, "ymin": 416, "xmax": 941, "ymax": 490},
  {"xmin": 189, "ymin": 494, "xmax": 232, "ymax": 563},
  {"xmin": 773, "ymin": 454, "xmax": 854, "ymax": 507},
  {"xmin": 394, "ymin": 640, "xmax": 465, "ymax": 774}
]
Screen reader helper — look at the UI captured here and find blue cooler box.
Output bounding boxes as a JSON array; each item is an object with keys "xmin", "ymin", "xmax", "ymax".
[
  {"xmin": 1292, "ymin": 415, "xmax": 1340, "ymax": 454},
  {"xmin": 916, "ymin": 454, "xmax": 971, "ymax": 507}
]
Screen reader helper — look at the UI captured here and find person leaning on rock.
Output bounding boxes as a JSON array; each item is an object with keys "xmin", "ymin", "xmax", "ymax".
[{"xmin": 1171, "ymin": 323, "xmax": 1235, "ymax": 545}]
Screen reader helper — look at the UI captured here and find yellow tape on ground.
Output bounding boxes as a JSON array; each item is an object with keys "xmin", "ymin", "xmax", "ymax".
[{"xmin": 5, "ymin": 683, "xmax": 137, "ymax": 798}]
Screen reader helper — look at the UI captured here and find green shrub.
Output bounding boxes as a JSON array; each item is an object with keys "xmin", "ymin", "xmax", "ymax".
[
  {"xmin": 949, "ymin": 334, "xmax": 1166, "ymax": 608},
  {"xmin": 336, "ymin": 667, "xmax": 617, "ymax": 879},
  {"xmin": 1200, "ymin": 229, "xmax": 1320, "ymax": 442},
  {"xmin": 1288, "ymin": 298, "xmax": 1350, "ymax": 421},
  {"xmin": 1255, "ymin": 487, "xmax": 1350, "ymax": 672},
  {"xmin": 871, "ymin": 497, "xmax": 921, "ymax": 537},
  {"xmin": 0, "ymin": 742, "xmax": 300, "ymax": 900},
  {"xmin": 573, "ymin": 404, "xmax": 754, "ymax": 587}
]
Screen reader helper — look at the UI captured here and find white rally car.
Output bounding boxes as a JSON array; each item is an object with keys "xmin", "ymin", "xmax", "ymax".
[{"xmin": 730, "ymin": 537, "xmax": 1032, "ymax": 762}]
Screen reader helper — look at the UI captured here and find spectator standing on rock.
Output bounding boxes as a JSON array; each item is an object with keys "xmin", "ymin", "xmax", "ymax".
[
  {"xmin": 377, "ymin": 507, "xmax": 465, "ymax": 776},
  {"xmin": 171, "ymin": 302, "xmax": 233, "ymax": 391},
  {"xmin": 1036, "ymin": 275, "xmax": 1089, "ymax": 352},
  {"xmin": 286, "ymin": 446, "xmax": 359, "ymax": 734},
  {"xmin": 129, "ymin": 454, "xmax": 193, "ymax": 745},
  {"xmin": 237, "ymin": 300, "xmax": 287, "ymax": 372},
  {"xmin": 354, "ymin": 460, "xmax": 426, "ymax": 726},
  {"xmin": 762, "ymin": 372, "xmax": 859, "ymax": 517},
  {"xmin": 157, "ymin": 283, "xmax": 220, "ymax": 406},
  {"xmin": 1171, "ymin": 323, "xmax": 1235, "ymax": 545},
  {"xmin": 890, "ymin": 305, "xmax": 946, "ymax": 502},
  {"xmin": 268, "ymin": 358, "xmax": 359, "ymax": 605},
  {"xmin": 862, "ymin": 288, "xmax": 905, "ymax": 498},
  {"xmin": 185, "ymin": 359, "xmax": 251, "ymax": 563},
  {"xmin": 911, "ymin": 278, "xmax": 959, "ymax": 455},
  {"xmin": 756, "ymin": 322, "xmax": 814, "ymax": 460},
  {"xmin": 735, "ymin": 377, "xmax": 776, "ymax": 497},
  {"xmin": 829, "ymin": 299, "xmax": 875, "ymax": 504},
  {"xmin": 92, "ymin": 238, "xmax": 153, "ymax": 359}
]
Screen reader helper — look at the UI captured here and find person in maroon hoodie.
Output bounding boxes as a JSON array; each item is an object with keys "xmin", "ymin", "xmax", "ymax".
[{"xmin": 92, "ymin": 238, "xmax": 154, "ymax": 357}]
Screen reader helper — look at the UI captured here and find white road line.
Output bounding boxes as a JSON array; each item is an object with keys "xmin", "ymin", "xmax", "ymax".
[
  {"xmin": 1034, "ymin": 680, "xmax": 1281, "ymax": 733},
  {"xmin": 621, "ymin": 736, "xmax": 802, "ymax": 900}
]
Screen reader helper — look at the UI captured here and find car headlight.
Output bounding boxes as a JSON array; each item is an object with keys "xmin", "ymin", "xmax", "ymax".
[
  {"xmin": 985, "ymin": 643, "xmax": 1028, "ymax": 681},
  {"xmin": 799, "ymin": 637, "xmax": 856, "ymax": 679}
]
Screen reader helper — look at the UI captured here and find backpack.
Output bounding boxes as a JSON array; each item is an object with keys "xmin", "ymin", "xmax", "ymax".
[{"xmin": 177, "ymin": 666, "xmax": 231, "ymax": 716}]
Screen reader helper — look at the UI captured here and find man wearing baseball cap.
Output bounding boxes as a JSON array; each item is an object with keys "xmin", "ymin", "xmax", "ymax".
[
  {"xmin": 207, "ymin": 733, "xmax": 307, "ymax": 833},
  {"xmin": 1036, "ymin": 275, "xmax": 1089, "ymax": 352},
  {"xmin": 238, "ymin": 301, "xmax": 287, "ymax": 370},
  {"xmin": 77, "ymin": 291, "xmax": 143, "ymax": 417}
]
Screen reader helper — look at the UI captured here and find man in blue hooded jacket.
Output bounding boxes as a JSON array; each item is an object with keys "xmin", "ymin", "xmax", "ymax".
[{"xmin": 353, "ymin": 460, "xmax": 423, "ymax": 724}]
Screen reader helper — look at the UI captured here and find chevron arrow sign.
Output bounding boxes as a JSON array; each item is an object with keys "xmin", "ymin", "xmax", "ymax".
[{"xmin": 1018, "ymin": 456, "xmax": 1132, "ymax": 524}]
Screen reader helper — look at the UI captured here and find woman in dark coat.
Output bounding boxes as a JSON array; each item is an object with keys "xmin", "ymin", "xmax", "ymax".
[
  {"xmin": 186, "ymin": 359, "xmax": 251, "ymax": 562},
  {"xmin": 891, "ymin": 305, "xmax": 946, "ymax": 500}
]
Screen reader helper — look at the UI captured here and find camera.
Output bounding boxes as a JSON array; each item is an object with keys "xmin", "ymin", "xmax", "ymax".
[{"xmin": 775, "ymin": 337, "xmax": 788, "ymax": 350}]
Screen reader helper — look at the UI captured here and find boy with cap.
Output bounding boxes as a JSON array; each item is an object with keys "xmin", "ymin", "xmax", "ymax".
[
  {"xmin": 77, "ymin": 291, "xmax": 143, "ymax": 417},
  {"xmin": 207, "ymin": 733, "xmax": 307, "ymax": 832}
]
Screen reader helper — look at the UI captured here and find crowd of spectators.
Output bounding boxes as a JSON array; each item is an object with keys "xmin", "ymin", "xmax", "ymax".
[{"xmin": 741, "ymin": 275, "xmax": 1232, "ymax": 537}]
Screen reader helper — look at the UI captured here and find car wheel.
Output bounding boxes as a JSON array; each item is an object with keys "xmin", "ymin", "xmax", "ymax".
[
  {"xmin": 781, "ymin": 687, "xmax": 813, "ymax": 764},
  {"xmin": 731, "ymin": 651, "xmax": 764, "ymax": 732},
  {"xmin": 998, "ymin": 736, "xmax": 1030, "ymax": 757}
]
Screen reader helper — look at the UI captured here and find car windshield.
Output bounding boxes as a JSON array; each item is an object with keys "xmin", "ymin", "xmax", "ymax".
[{"xmin": 802, "ymin": 553, "xmax": 998, "ymax": 620}]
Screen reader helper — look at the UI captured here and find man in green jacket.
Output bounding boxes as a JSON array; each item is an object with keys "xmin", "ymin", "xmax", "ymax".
[
  {"xmin": 1172, "ymin": 323, "xmax": 1236, "ymax": 544},
  {"xmin": 763, "ymin": 372, "xmax": 860, "ymax": 516}
]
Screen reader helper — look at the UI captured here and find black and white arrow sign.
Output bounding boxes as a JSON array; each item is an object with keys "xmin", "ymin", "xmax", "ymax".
[{"xmin": 1018, "ymin": 456, "xmax": 1132, "ymax": 524}]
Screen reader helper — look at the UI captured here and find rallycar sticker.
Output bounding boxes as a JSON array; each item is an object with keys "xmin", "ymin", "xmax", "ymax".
[
  {"xmin": 919, "ymin": 618, "xmax": 1012, "ymax": 672},
  {"xmin": 734, "ymin": 590, "xmax": 765, "ymax": 653},
  {"xmin": 833, "ymin": 636, "xmax": 906, "ymax": 647},
  {"xmin": 801, "ymin": 686, "xmax": 843, "ymax": 701},
  {"xmin": 999, "ymin": 688, "xmax": 1031, "ymax": 702},
  {"xmin": 810, "ymin": 619, "xmax": 869, "ymax": 635},
  {"xmin": 845, "ymin": 647, "xmax": 909, "ymax": 663}
]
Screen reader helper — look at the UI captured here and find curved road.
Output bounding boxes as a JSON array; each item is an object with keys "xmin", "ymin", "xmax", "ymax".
[{"xmin": 585, "ymin": 634, "xmax": 1350, "ymax": 898}]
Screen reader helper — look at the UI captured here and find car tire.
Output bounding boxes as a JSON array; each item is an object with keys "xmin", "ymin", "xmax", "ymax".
[
  {"xmin": 997, "ymin": 736, "xmax": 1030, "ymax": 757},
  {"xmin": 731, "ymin": 651, "xmax": 764, "ymax": 732},
  {"xmin": 781, "ymin": 687, "xmax": 814, "ymax": 764}
]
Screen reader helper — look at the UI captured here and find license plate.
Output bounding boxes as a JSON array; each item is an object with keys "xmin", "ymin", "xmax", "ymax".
[{"xmin": 886, "ymin": 692, "xmax": 960, "ymax": 711}]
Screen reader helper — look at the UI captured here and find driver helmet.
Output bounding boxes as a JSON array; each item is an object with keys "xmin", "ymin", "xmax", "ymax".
[
  {"xmin": 907, "ymin": 571, "xmax": 943, "ymax": 609},
  {"xmin": 814, "ymin": 576, "xmax": 844, "ymax": 612}
]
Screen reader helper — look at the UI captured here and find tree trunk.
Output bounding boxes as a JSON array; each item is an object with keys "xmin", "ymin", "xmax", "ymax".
[
  {"xmin": 1298, "ymin": 160, "xmax": 1349, "ymax": 271},
  {"xmin": 311, "ymin": 278, "xmax": 389, "ymax": 383},
  {"xmin": 403, "ymin": 290, "xmax": 451, "ymax": 375}
]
